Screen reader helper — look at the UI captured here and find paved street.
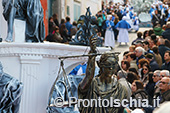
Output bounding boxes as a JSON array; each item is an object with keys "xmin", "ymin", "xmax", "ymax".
[{"xmin": 112, "ymin": 28, "xmax": 151, "ymax": 63}]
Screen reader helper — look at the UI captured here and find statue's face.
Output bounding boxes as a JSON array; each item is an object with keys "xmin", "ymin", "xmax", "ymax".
[{"xmin": 102, "ymin": 57, "xmax": 119, "ymax": 76}]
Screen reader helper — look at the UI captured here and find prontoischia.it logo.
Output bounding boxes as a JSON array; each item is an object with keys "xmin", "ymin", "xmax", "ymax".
[{"xmin": 53, "ymin": 97, "xmax": 160, "ymax": 108}]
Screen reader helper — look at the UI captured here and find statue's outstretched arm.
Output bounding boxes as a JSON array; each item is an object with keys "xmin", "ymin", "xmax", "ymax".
[{"xmin": 79, "ymin": 36, "xmax": 97, "ymax": 91}]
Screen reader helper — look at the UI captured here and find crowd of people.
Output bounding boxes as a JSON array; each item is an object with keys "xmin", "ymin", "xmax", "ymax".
[
  {"xmin": 46, "ymin": 1, "xmax": 170, "ymax": 113},
  {"xmin": 46, "ymin": 1, "xmax": 140, "ymax": 47}
]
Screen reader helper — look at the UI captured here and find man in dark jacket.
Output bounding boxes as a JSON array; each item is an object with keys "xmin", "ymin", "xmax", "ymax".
[
  {"xmin": 162, "ymin": 22, "xmax": 170, "ymax": 41},
  {"xmin": 158, "ymin": 38, "xmax": 170, "ymax": 63},
  {"xmin": 145, "ymin": 53, "xmax": 160, "ymax": 72},
  {"xmin": 161, "ymin": 50, "xmax": 170, "ymax": 71}
]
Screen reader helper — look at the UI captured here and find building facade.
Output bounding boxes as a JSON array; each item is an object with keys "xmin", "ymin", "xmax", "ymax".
[{"xmin": 49, "ymin": 0, "xmax": 102, "ymax": 23}]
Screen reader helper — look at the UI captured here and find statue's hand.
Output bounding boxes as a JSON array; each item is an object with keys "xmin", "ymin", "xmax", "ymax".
[{"xmin": 89, "ymin": 35, "xmax": 97, "ymax": 54}]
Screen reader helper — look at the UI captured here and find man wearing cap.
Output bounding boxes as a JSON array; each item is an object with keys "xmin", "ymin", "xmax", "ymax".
[{"xmin": 145, "ymin": 53, "xmax": 160, "ymax": 72}]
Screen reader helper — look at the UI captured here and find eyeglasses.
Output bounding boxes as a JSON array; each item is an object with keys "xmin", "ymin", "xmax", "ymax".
[
  {"xmin": 160, "ymin": 75, "xmax": 165, "ymax": 77},
  {"xmin": 143, "ymin": 68, "xmax": 148, "ymax": 71},
  {"xmin": 160, "ymin": 81, "xmax": 169, "ymax": 84},
  {"xmin": 153, "ymin": 75, "xmax": 158, "ymax": 77}
]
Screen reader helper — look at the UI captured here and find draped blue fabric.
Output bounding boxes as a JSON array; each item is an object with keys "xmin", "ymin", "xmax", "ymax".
[
  {"xmin": 115, "ymin": 20, "xmax": 131, "ymax": 29},
  {"xmin": 0, "ymin": 73, "xmax": 23, "ymax": 113}
]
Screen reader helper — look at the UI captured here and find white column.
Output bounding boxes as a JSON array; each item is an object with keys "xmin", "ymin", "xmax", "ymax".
[{"xmin": 19, "ymin": 55, "xmax": 43, "ymax": 113}]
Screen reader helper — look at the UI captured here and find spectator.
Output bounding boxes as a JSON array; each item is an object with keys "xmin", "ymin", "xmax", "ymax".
[
  {"xmin": 113, "ymin": 15, "xmax": 119, "ymax": 41},
  {"xmin": 117, "ymin": 70, "xmax": 131, "ymax": 99},
  {"xmin": 59, "ymin": 19, "xmax": 65, "ymax": 28},
  {"xmin": 135, "ymin": 47, "xmax": 145, "ymax": 66},
  {"xmin": 121, "ymin": 60, "xmax": 130, "ymax": 72},
  {"xmin": 145, "ymin": 53, "xmax": 160, "ymax": 72},
  {"xmin": 128, "ymin": 68, "xmax": 138, "ymax": 76},
  {"xmin": 164, "ymin": 39, "xmax": 170, "ymax": 48},
  {"xmin": 153, "ymin": 70, "xmax": 161, "ymax": 99},
  {"xmin": 153, "ymin": 24, "xmax": 164, "ymax": 36},
  {"xmin": 160, "ymin": 70, "xmax": 170, "ymax": 79},
  {"xmin": 141, "ymin": 65, "xmax": 151, "ymax": 85},
  {"xmin": 145, "ymin": 72, "xmax": 155, "ymax": 104},
  {"xmin": 148, "ymin": 29, "xmax": 154, "ymax": 36},
  {"xmin": 138, "ymin": 59, "xmax": 150, "ymax": 78},
  {"xmin": 162, "ymin": 21, "xmax": 170, "ymax": 41},
  {"xmin": 157, "ymin": 38, "xmax": 170, "ymax": 63},
  {"xmin": 123, "ymin": 51, "xmax": 129, "ymax": 60},
  {"xmin": 134, "ymin": 40, "xmax": 144, "ymax": 48},
  {"xmin": 53, "ymin": 13, "xmax": 59, "ymax": 27},
  {"xmin": 131, "ymin": 80, "xmax": 148, "ymax": 110},
  {"xmin": 152, "ymin": 46, "xmax": 162, "ymax": 68},
  {"xmin": 70, "ymin": 21, "xmax": 77, "ymax": 37},
  {"xmin": 143, "ymin": 40, "xmax": 154, "ymax": 55},
  {"xmin": 65, "ymin": 16, "xmax": 72, "ymax": 36},
  {"xmin": 129, "ymin": 45, "xmax": 135, "ymax": 52},
  {"xmin": 126, "ymin": 71, "xmax": 140, "ymax": 84},
  {"xmin": 161, "ymin": 50, "xmax": 170, "ymax": 71},
  {"xmin": 132, "ymin": 32, "xmax": 144, "ymax": 45},
  {"xmin": 97, "ymin": 14, "xmax": 103, "ymax": 33},
  {"xmin": 143, "ymin": 30, "xmax": 149, "ymax": 39},
  {"xmin": 126, "ymin": 52, "xmax": 138, "ymax": 70},
  {"xmin": 46, "ymin": 26, "xmax": 63, "ymax": 43},
  {"xmin": 59, "ymin": 24, "xmax": 70, "ymax": 43},
  {"xmin": 154, "ymin": 77, "xmax": 170, "ymax": 104},
  {"xmin": 49, "ymin": 17, "xmax": 56, "ymax": 34}
]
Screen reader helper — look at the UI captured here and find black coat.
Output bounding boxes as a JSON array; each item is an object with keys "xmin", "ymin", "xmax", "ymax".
[
  {"xmin": 161, "ymin": 62, "xmax": 170, "ymax": 71},
  {"xmin": 158, "ymin": 45, "xmax": 170, "ymax": 63},
  {"xmin": 150, "ymin": 60, "xmax": 160, "ymax": 72},
  {"xmin": 162, "ymin": 28, "xmax": 170, "ymax": 41}
]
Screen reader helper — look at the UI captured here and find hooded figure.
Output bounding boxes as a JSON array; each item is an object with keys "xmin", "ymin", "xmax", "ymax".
[
  {"xmin": 104, "ymin": 15, "xmax": 115, "ymax": 49},
  {"xmin": 115, "ymin": 16, "xmax": 131, "ymax": 45}
]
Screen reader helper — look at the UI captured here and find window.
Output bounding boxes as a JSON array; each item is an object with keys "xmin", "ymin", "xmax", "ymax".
[
  {"xmin": 67, "ymin": 6, "xmax": 70, "ymax": 16},
  {"xmin": 74, "ymin": 2, "xmax": 81, "ymax": 21}
]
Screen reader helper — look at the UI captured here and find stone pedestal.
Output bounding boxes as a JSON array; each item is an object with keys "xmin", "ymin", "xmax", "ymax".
[{"xmin": 0, "ymin": 42, "xmax": 110, "ymax": 113}]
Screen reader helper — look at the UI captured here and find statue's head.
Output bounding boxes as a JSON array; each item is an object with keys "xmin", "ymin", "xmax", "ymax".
[{"xmin": 97, "ymin": 51, "xmax": 119, "ymax": 76}]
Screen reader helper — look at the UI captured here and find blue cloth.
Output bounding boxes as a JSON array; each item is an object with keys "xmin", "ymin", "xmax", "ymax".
[
  {"xmin": 129, "ymin": 11, "xmax": 133, "ymax": 19},
  {"xmin": 112, "ymin": 15, "xmax": 115, "ymax": 21},
  {"xmin": 106, "ymin": 20, "xmax": 114, "ymax": 30},
  {"xmin": 115, "ymin": 20, "xmax": 131, "ymax": 29},
  {"xmin": 69, "ymin": 63, "xmax": 87, "ymax": 75},
  {"xmin": 65, "ymin": 22, "xmax": 72, "ymax": 35},
  {"xmin": 0, "ymin": 73, "xmax": 23, "ymax": 113}
]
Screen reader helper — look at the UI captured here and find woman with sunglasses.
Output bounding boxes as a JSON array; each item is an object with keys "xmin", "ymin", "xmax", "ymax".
[
  {"xmin": 130, "ymin": 80, "xmax": 148, "ymax": 110},
  {"xmin": 141, "ymin": 65, "xmax": 151, "ymax": 87}
]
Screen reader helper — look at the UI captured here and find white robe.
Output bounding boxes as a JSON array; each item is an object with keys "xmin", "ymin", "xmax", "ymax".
[
  {"xmin": 117, "ymin": 28, "xmax": 129, "ymax": 43},
  {"xmin": 104, "ymin": 28, "xmax": 115, "ymax": 47}
]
